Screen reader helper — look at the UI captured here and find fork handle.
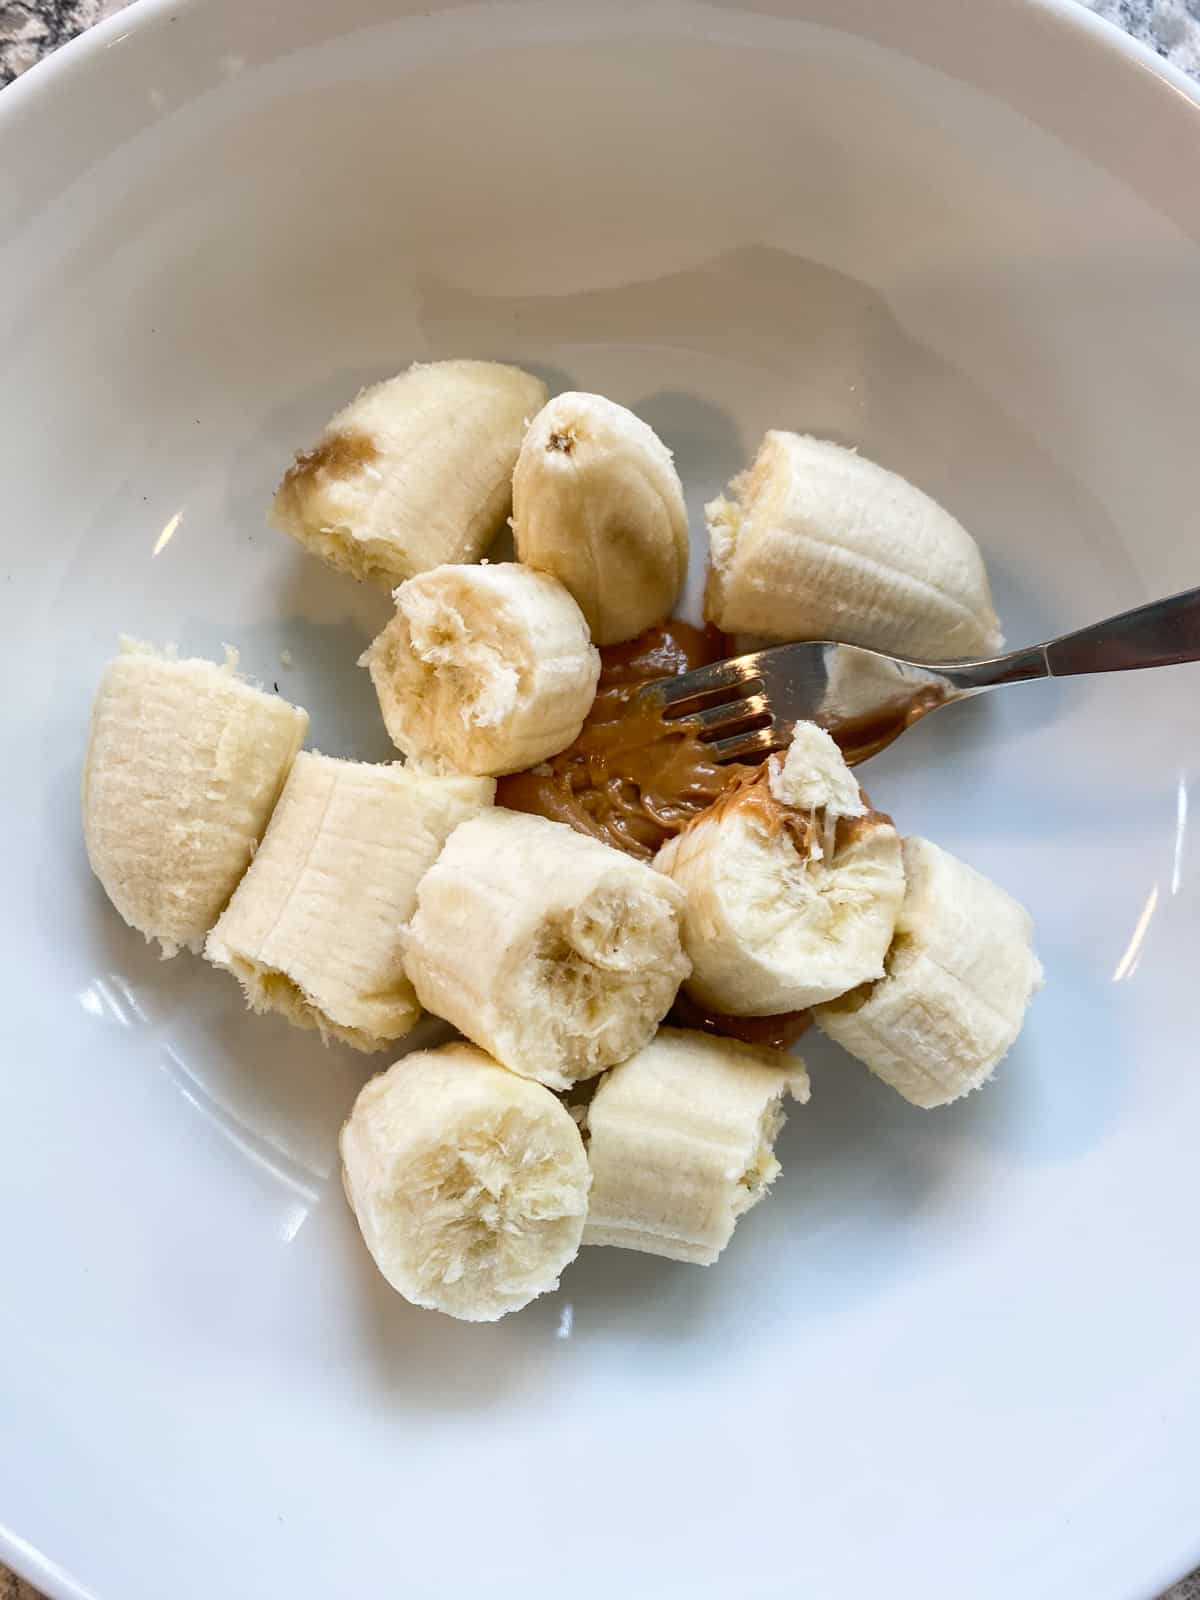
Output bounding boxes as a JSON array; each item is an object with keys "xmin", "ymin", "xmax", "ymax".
[
  {"xmin": 1043, "ymin": 584, "xmax": 1200, "ymax": 676},
  {"xmin": 941, "ymin": 584, "xmax": 1200, "ymax": 691}
]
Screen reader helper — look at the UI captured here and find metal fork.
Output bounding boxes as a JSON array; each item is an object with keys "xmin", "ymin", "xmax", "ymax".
[{"xmin": 639, "ymin": 586, "xmax": 1200, "ymax": 766}]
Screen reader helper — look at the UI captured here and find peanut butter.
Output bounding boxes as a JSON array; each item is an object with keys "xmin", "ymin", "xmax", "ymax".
[
  {"xmin": 666, "ymin": 991, "xmax": 813, "ymax": 1051},
  {"xmin": 827, "ymin": 687, "xmax": 949, "ymax": 767},
  {"xmin": 496, "ymin": 621, "xmax": 747, "ymax": 861},
  {"xmin": 699, "ymin": 762, "xmax": 893, "ymax": 857}
]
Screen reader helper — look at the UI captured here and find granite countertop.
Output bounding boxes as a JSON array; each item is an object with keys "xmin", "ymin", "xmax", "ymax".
[
  {"xmin": 0, "ymin": 0, "xmax": 1197, "ymax": 81},
  {"xmin": 2, "ymin": 1, "xmax": 1199, "ymax": 1598}
]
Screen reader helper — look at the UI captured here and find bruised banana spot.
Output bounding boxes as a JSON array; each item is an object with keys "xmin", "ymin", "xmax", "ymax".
[{"xmin": 283, "ymin": 430, "xmax": 379, "ymax": 491}]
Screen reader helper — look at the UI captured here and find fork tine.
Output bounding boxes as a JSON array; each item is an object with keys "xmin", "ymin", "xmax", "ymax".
[
  {"xmin": 647, "ymin": 657, "xmax": 765, "ymax": 708},
  {"xmin": 673, "ymin": 695, "xmax": 772, "ymax": 739},
  {"xmin": 708, "ymin": 723, "xmax": 791, "ymax": 764}
]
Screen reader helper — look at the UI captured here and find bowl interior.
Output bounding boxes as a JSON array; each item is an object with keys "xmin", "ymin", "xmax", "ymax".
[{"xmin": 2, "ymin": 4, "xmax": 1200, "ymax": 1598}]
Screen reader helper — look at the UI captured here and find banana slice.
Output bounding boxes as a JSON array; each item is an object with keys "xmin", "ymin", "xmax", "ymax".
[
  {"xmin": 82, "ymin": 640, "xmax": 308, "ymax": 957},
  {"xmin": 654, "ymin": 722, "xmax": 905, "ymax": 1014},
  {"xmin": 360, "ymin": 562, "xmax": 600, "ymax": 776},
  {"xmin": 403, "ymin": 808, "xmax": 690, "ymax": 1090},
  {"xmin": 816, "ymin": 836, "xmax": 1043, "ymax": 1107},
  {"xmin": 705, "ymin": 431, "xmax": 1004, "ymax": 660},
  {"xmin": 512, "ymin": 391, "xmax": 689, "ymax": 645},
  {"xmin": 341, "ymin": 1042, "xmax": 590, "ymax": 1322},
  {"xmin": 584, "ymin": 1028, "xmax": 809, "ymax": 1264},
  {"xmin": 205, "ymin": 754, "xmax": 494, "ymax": 1051},
  {"xmin": 271, "ymin": 359, "xmax": 548, "ymax": 586}
]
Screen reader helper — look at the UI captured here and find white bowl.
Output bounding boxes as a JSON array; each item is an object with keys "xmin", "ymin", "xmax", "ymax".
[{"xmin": 3, "ymin": 2, "xmax": 1200, "ymax": 1596}]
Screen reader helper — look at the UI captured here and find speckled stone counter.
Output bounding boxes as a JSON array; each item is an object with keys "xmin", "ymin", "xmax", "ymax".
[
  {"xmin": 12, "ymin": 0, "xmax": 1197, "ymax": 84},
  {"xmin": 2, "ymin": 1, "xmax": 1199, "ymax": 1597},
  {"xmin": 2, "ymin": 0, "xmax": 1199, "ymax": 88}
]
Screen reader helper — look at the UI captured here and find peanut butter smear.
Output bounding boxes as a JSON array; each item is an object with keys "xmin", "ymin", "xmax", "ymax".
[
  {"xmin": 700, "ymin": 761, "xmax": 894, "ymax": 858},
  {"xmin": 496, "ymin": 621, "xmax": 749, "ymax": 861},
  {"xmin": 668, "ymin": 991, "xmax": 813, "ymax": 1051}
]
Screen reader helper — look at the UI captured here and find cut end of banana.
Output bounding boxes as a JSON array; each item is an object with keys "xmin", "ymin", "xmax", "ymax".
[
  {"xmin": 655, "ymin": 726, "xmax": 904, "ymax": 1015},
  {"xmin": 271, "ymin": 359, "xmax": 548, "ymax": 587},
  {"xmin": 82, "ymin": 641, "xmax": 308, "ymax": 957},
  {"xmin": 221, "ymin": 956, "xmax": 412, "ymax": 1052},
  {"xmin": 340, "ymin": 1042, "xmax": 590, "ymax": 1321},
  {"xmin": 816, "ymin": 835, "xmax": 1043, "ymax": 1107},
  {"xmin": 360, "ymin": 562, "xmax": 599, "ymax": 776},
  {"xmin": 404, "ymin": 808, "xmax": 690, "ymax": 1090},
  {"xmin": 583, "ymin": 1027, "xmax": 808, "ymax": 1265},
  {"xmin": 205, "ymin": 753, "xmax": 495, "ymax": 1051},
  {"xmin": 704, "ymin": 431, "xmax": 1005, "ymax": 660},
  {"xmin": 512, "ymin": 391, "xmax": 689, "ymax": 646}
]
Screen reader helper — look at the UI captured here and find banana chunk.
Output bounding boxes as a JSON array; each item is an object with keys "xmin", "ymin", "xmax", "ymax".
[
  {"xmin": 271, "ymin": 359, "xmax": 548, "ymax": 586},
  {"xmin": 705, "ymin": 431, "xmax": 1003, "ymax": 660},
  {"xmin": 341, "ymin": 1042, "xmax": 590, "ymax": 1321},
  {"xmin": 770, "ymin": 719, "xmax": 867, "ymax": 818},
  {"xmin": 82, "ymin": 640, "xmax": 308, "ymax": 957},
  {"xmin": 655, "ymin": 723, "xmax": 905, "ymax": 1015},
  {"xmin": 816, "ymin": 836, "xmax": 1043, "ymax": 1107},
  {"xmin": 404, "ymin": 808, "xmax": 690, "ymax": 1090},
  {"xmin": 205, "ymin": 754, "xmax": 494, "ymax": 1051},
  {"xmin": 360, "ymin": 562, "xmax": 600, "ymax": 776},
  {"xmin": 512, "ymin": 392, "xmax": 689, "ymax": 645},
  {"xmin": 584, "ymin": 1028, "xmax": 809, "ymax": 1264}
]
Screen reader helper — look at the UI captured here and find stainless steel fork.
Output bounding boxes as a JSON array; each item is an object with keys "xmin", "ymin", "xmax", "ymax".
[{"xmin": 638, "ymin": 586, "xmax": 1200, "ymax": 766}]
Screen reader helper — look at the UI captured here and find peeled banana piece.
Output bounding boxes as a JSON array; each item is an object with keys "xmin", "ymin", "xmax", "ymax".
[
  {"xmin": 360, "ymin": 562, "xmax": 600, "ymax": 776},
  {"xmin": 205, "ymin": 754, "xmax": 494, "ymax": 1051},
  {"xmin": 816, "ymin": 836, "xmax": 1043, "ymax": 1107},
  {"xmin": 404, "ymin": 808, "xmax": 690, "ymax": 1090},
  {"xmin": 654, "ymin": 722, "xmax": 905, "ymax": 1014},
  {"xmin": 82, "ymin": 640, "xmax": 308, "ymax": 957},
  {"xmin": 271, "ymin": 359, "xmax": 548, "ymax": 586},
  {"xmin": 512, "ymin": 391, "xmax": 689, "ymax": 645},
  {"xmin": 705, "ymin": 431, "xmax": 1004, "ymax": 660},
  {"xmin": 341, "ymin": 1042, "xmax": 590, "ymax": 1321},
  {"xmin": 584, "ymin": 1028, "xmax": 809, "ymax": 1264}
]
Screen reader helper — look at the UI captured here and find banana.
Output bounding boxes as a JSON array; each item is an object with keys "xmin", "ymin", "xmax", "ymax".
[
  {"xmin": 705, "ymin": 431, "xmax": 1004, "ymax": 660},
  {"xmin": 583, "ymin": 1027, "xmax": 809, "ymax": 1264},
  {"xmin": 340, "ymin": 1041, "xmax": 590, "ymax": 1321},
  {"xmin": 654, "ymin": 722, "xmax": 905, "ymax": 1014},
  {"xmin": 403, "ymin": 808, "xmax": 690, "ymax": 1090},
  {"xmin": 512, "ymin": 391, "xmax": 689, "ymax": 645},
  {"xmin": 771, "ymin": 718, "xmax": 868, "ymax": 818},
  {"xmin": 271, "ymin": 360, "xmax": 548, "ymax": 586},
  {"xmin": 205, "ymin": 754, "xmax": 494, "ymax": 1051},
  {"xmin": 816, "ymin": 835, "xmax": 1043, "ymax": 1107},
  {"xmin": 360, "ymin": 562, "xmax": 600, "ymax": 776},
  {"xmin": 82, "ymin": 640, "xmax": 308, "ymax": 957}
]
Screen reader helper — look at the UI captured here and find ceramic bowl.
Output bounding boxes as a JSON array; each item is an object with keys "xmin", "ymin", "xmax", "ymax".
[{"xmin": 2, "ymin": 2, "xmax": 1199, "ymax": 1596}]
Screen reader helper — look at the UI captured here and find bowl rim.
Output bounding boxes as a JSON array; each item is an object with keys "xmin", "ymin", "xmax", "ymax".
[{"xmin": 3, "ymin": 0, "xmax": 1200, "ymax": 134}]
